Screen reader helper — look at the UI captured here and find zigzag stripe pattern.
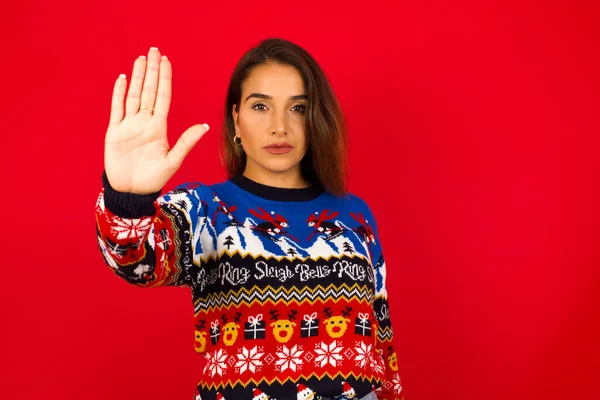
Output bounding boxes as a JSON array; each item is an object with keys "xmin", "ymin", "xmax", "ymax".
[
  {"xmin": 378, "ymin": 327, "xmax": 394, "ymax": 341},
  {"xmin": 194, "ymin": 283, "xmax": 373, "ymax": 313},
  {"xmin": 197, "ymin": 371, "xmax": 384, "ymax": 390}
]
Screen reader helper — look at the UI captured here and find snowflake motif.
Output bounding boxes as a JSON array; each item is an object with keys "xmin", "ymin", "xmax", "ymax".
[
  {"xmin": 235, "ymin": 346, "xmax": 264, "ymax": 374},
  {"xmin": 354, "ymin": 341, "xmax": 373, "ymax": 368},
  {"xmin": 390, "ymin": 372, "xmax": 403, "ymax": 394},
  {"xmin": 314, "ymin": 341, "xmax": 344, "ymax": 368},
  {"xmin": 370, "ymin": 351, "xmax": 385, "ymax": 375},
  {"xmin": 203, "ymin": 349, "xmax": 228, "ymax": 377},
  {"xmin": 110, "ymin": 216, "xmax": 152, "ymax": 240},
  {"xmin": 275, "ymin": 344, "xmax": 303, "ymax": 372}
]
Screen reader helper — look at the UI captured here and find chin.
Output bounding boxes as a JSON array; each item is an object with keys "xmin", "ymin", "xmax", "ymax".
[{"xmin": 259, "ymin": 160, "xmax": 303, "ymax": 173}]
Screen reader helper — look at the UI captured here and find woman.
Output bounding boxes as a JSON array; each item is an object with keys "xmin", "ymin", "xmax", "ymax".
[{"xmin": 96, "ymin": 38, "xmax": 405, "ymax": 400}]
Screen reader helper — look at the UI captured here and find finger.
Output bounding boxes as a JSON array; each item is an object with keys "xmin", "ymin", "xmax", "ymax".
[
  {"xmin": 154, "ymin": 55, "xmax": 172, "ymax": 119},
  {"xmin": 109, "ymin": 74, "xmax": 127, "ymax": 126},
  {"xmin": 125, "ymin": 56, "xmax": 147, "ymax": 116},
  {"xmin": 167, "ymin": 124, "xmax": 210, "ymax": 169},
  {"xmin": 139, "ymin": 47, "xmax": 161, "ymax": 113}
]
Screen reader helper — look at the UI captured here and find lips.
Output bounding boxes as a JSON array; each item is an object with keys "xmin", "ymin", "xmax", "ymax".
[
  {"xmin": 264, "ymin": 142, "xmax": 293, "ymax": 149},
  {"xmin": 264, "ymin": 143, "xmax": 293, "ymax": 154}
]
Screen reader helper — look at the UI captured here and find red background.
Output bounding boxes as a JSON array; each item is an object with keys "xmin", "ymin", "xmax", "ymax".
[{"xmin": 1, "ymin": 1, "xmax": 598, "ymax": 399}]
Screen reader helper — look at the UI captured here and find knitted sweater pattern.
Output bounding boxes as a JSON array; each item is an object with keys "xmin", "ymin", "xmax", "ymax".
[{"xmin": 95, "ymin": 173, "xmax": 405, "ymax": 400}]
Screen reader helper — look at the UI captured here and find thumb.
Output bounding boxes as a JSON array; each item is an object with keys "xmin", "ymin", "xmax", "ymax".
[{"xmin": 167, "ymin": 123, "xmax": 210, "ymax": 169}]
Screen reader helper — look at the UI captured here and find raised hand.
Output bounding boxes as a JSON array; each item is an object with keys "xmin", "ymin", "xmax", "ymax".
[{"xmin": 104, "ymin": 47, "xmax": 210, "ymax": 194}]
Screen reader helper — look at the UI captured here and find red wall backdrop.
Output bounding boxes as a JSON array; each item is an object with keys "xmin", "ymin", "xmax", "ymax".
[{"xmin": 1, "ymin": 1, "xmax": 598, "ymax": 399}]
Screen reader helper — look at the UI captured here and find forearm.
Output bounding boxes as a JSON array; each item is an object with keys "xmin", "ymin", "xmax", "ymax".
[{"xmin": 95, "ymin": 171, "xmax": 196, "ymax": 288}]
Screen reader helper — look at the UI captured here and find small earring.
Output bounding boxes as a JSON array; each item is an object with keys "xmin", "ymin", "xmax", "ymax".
[{"xmin": 234, "ymin": 135, "xmax": 242, "ymax": 146}]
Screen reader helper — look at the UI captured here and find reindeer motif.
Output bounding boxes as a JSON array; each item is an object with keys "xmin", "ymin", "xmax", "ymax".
[
  {"xmin": 387, "ymin": 345, "xmax": 399, "ymax": 371},
  {"xmin": 194, "ymin": 319, "xmax": 208, "ymax": 353},
  {"xmin": 221, "ymin": 312, "xmax": 243, "ymax": 346},
  {"xmin": 323, "ymin": 306, "xmax": 353, "ymax": 338},
  {"xmin": 269, "ymin": 309, "xmax": 297, "ymax": 343},
  {"xmin": 306, "ymin": 209, "xmax": 345, "ymax": 241}
]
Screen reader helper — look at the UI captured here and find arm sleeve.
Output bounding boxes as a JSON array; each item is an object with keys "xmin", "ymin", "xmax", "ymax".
[
  {"xmin": 363, "ymin": 205, "xmax": 406, "ymax": 400},
  {"xmin": 94, "ymin": 170, "xmax": 206, "ymax": 288}
]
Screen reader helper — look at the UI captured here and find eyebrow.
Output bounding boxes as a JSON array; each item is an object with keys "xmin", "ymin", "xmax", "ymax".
[{"xmin": 244, "ymin": 93, "xmax": 308, "ymax": 103}]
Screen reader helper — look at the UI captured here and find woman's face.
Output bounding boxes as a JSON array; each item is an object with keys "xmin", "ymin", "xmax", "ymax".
[{"xmin": 232, "ymin": 63, "xmax": 308, "ymax": 184}]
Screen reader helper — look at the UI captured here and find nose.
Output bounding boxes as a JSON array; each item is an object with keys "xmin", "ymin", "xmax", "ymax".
[{"xmin": 271, "ymin": 109, "xmax": 288, "ymax": 135}]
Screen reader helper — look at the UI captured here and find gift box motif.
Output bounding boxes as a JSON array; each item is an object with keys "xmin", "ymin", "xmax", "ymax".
[
  {"xmin": 210, "ymin": 319, "xmax": 221, "ymax": 345},
  {"xmin": 301, "ymin": 312, "xmax": 319, "ymax": 338},
  {"xmin": 244, "ymin": 314, "xmax": 266, "ymax": 340},
  {"xmin": 354, "ymin": 312, "xmax": 372, "ymax": 336}
]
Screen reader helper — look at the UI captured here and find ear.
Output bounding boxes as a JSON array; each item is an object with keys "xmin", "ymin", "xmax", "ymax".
[
  {"xmin": 270, "ymin": 322, "xmax": 276, "ymax": 327},
  {"xmin": 232, "ymin": 104, "xmax": 240, "ymax": 134},
  {"xmin": 292, "ymin": 322, "xmax": 297, "ymax": 327}
]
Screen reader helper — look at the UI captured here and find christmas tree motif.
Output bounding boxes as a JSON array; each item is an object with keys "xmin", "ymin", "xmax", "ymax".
[
  {"xmin": 163, "ymin": 187, "xmax": 192, "ymax": 211},
  {"xmin": 197, "ymin": 199, "xmax": 209, "ymax": 224},
  {"xmin": 342, "ymin": 241, "xmax": 355, "ymax": 254},
  {"xmin": 287, "ymin": 248, "xmax": 298, "ymax": 257},
  {"xmin": 223, "ymin": 235, "xmax": 235, "ymax": 250}
]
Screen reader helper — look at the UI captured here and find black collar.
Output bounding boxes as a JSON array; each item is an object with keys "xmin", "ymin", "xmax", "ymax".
[{"xmin": 229, "ymin": 174, "xmax": 325, "ymax": 202}]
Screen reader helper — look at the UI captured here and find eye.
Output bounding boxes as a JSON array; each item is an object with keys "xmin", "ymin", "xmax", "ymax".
[
  {"xmin": 292, "ymin": 104, "xmax": 306, "ymax": 114},
  {"xmin": 252, "ymin": 103, "xmax": 267, "ymax": 111}
]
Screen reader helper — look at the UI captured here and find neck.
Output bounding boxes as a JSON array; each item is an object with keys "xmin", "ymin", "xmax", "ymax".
[{"xmin": 242, "ymin": 166, "xmax": 310, "ymax": 189}]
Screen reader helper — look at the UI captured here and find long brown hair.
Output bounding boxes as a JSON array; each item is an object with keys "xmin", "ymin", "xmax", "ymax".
[{"xmin": 220, "ymin": 38, "xmax": 348, "ymax": 197}]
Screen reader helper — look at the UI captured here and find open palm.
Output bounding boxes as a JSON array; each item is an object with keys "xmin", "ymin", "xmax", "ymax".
[{"xmin": 104, "ymin": 47, "xmax": 209, "ymax": 194}]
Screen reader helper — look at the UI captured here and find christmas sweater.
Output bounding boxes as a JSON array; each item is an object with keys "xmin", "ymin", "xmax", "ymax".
[{"xmin": 95, "ymin": 172, "xmax": 405, "ymax": 400}]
